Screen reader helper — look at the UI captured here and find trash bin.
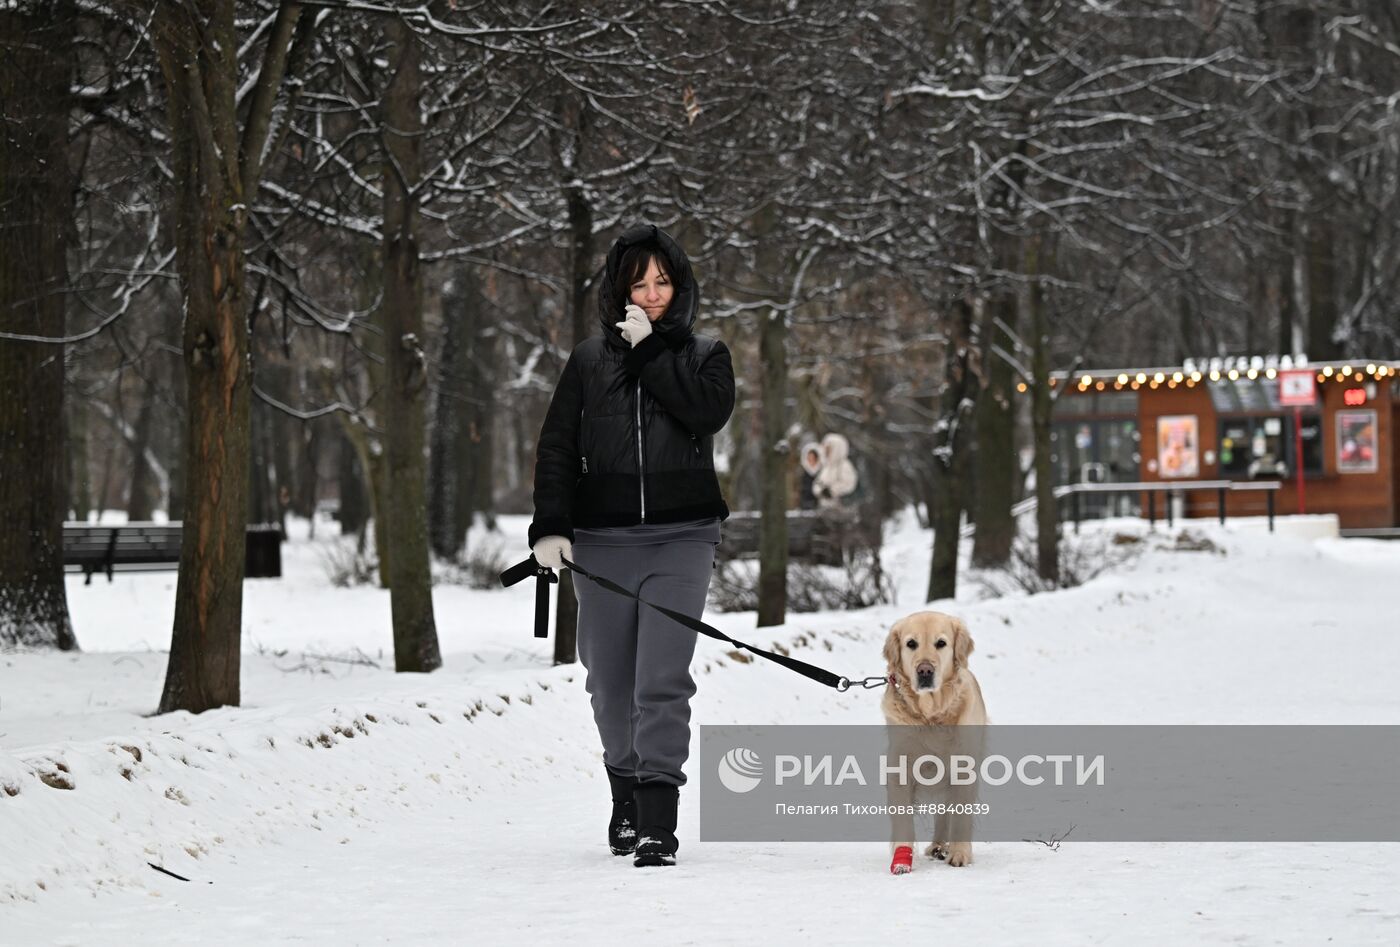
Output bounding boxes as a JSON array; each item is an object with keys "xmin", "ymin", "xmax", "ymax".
[{"xmin": 245, "ymin": 523, "xmax": 283, "ymax": 578}]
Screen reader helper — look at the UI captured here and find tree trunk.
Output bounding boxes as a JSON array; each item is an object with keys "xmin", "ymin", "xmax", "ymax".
[
  {"xmin": 971, "ymin": 287, "xmax": 1017, "ymax": 568},
  {"xmin": 155, "ymin": 0, "xmax": 303, "ymax": 713},
  {"xmin": 293, "ymin": 415, "xmax": 320, "ymax": 521},
  {"xmin": 757, "ymin": 306, "xmax": 789, "ymax": 627},
  {"xmin": 1026, "ymin": 236, "xmax": 1059, "ymax": 584},
  {"xmin": 155, "ymin": 0, "xmax": 250, "ymax": 712},
  {"xmin": 337, "ymin": 428, "xmax": 367, "ymax": 537},
  {"xmin": 1305, "ymin": 216, "xmax": 1339, "ymax": 361},
  {"xmin": 68, "ymin": 400, "xmax": 92, "ymax": 522},
  {"xmin": 926, "ymin": 299, "xmax": 977, "ymax": 603},
  {"xmin": 381, "ymin": 17, "xmax": 441, "ymax": 674},
  {"xmin": 248, "ymin": 396, "xmax": 279, "ymax": 526},
  {"xmin": 459, "ymin": 277, "xmax": 487, "ymax": 543},
  {"xmin": 429, "ymin": 271, "xmax": 465, "ymax": 560},
  {"xmin": 552, "ymin": 169, "xmax": 595, "ymax": 664},
  {"xmin": 0, "ymin": 2, "xmax": 79, "ymax": 651},
  {"xmin": 126, "ymin": 380, "xmax": 159, "ymax": 521},
  {"xmin": 468, "ymin": 310, "xmax": 498, "ymax": 532}
]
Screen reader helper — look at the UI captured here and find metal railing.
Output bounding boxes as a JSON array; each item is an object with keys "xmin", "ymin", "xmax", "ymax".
[{"xmin": 1055, "ymin": 479, "xmax": 1282, "ymax": 533}]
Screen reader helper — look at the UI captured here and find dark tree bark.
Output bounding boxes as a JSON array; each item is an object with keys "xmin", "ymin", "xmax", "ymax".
[
  {"xmin": 465, "ymin": 307, "xmax": 498, "ymax": 532},
  {"xmin": 971, "ymin": 288, "xmax": 1017, "ymax": 568},
  {"xmin": 155, "ymin": 0, "xmax": 303, "ymax": 713},
  {"xmin": 248, "ymin": 396, "xmax": 280, "ymax": 527},
  {"xmin": 292, "ymin": 415, "xmax": 321, "ymax": 522},
  {"xmin": 0, "ymin": 1, "xmax": 79, "ymax": 651},
  {"xmin": 757, "ymin": 305, "xmax": 789, "ymax": 627},
  {"xmin": 429, "ymin": 271, "xmax": 466, "ymax": 560},
  {"xmin": 1305, "ymin": 217, "xmax": 1339, "ymax": 361},
  {"xmin": 68, "ymin": 400, "xmax": 92, "ymax": 522},
  {"xmin": 1026, "ymin": 237, "xmax": 1059, "ymax": 584},
  {"xmin": 126, "ymin": 379, "xmax": 159, "ymax": 521},
  {"xmin": 552, "ymin": 95, "xmax": 597, "ymax": 665},
  {"xmin": 337, "ymin": 428, "xmax": 367, "ymax": 537},
  {"xmin": 380, "ymin": 16, "xmax": 441, "ymax": 673},
  {"xmin": 926, "ymin": 299, "xmax": 978, "ymax": 603}
]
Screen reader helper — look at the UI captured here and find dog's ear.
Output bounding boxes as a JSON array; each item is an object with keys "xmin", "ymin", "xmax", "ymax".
[
  {"xmin": 952, "ymin": 618, "xmax": 975, "ymax": 671},
  {"xmin": 883, "ymin": 621, "xmax": 905, "ymax": 675}
]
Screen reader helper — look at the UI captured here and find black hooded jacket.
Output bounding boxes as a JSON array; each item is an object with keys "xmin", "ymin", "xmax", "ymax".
[{"xmin": 528, "ymin": 224, "xmax": 735, "ymax": 546}]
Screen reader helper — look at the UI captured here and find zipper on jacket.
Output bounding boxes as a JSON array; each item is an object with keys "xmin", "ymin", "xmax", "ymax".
[
  {"xmin": 635, "ymin": 378, "xmax": 646, "ymax": 522},
  {"xmin": 581, "ymin": 455, "xmax": 588, "ymax": 474}
]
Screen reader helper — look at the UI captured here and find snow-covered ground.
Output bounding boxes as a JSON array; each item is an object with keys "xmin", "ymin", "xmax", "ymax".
[{"xmin": 2, "ymin": 511, "xmax": 1398, "ymax": 945}]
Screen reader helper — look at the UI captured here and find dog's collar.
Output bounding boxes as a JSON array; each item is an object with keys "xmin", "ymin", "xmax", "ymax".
[{"xmin": 888, "ymin": 673, "xmax": 898, "ymax": 690}]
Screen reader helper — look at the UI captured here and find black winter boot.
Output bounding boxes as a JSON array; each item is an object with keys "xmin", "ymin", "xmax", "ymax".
[
  {"xmin": 606, "ymin": 768, "xmax": 640, "ymax": 855},
  {"xmin": 632, "ymin": 781, "xmax": 680, "ymax": 867}
]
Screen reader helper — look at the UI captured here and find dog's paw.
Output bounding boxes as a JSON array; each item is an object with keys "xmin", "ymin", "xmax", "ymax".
[
  {"xmin": 890, "ymin": 845, "xmax": 914, "ymax": 875},
  {"xmin": 945, "ymin": 842, "xmax": 973, "ymax": 867},
  {"xmin": 926, "ymin": 842, "xmax": 948, "ymax": 860}
]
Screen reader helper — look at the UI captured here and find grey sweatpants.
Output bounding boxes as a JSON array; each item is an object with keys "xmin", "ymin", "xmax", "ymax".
[{"xmin": 570, "ymin": 539, "xmax": 716, "ymax": 787}]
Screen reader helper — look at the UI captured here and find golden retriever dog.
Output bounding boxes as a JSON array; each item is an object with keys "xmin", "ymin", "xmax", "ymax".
[{"xmin": 880, "ymin": 611, "xmax": 986, "ymax": 873}]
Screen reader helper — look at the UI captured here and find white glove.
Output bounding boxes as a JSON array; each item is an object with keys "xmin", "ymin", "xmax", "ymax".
[
  {"xmin": 532, "ymin": 535, "xmax": 572, "ymax": 570},
  {"xmin": 615, "ymin": 304, "xmax": 653, "ymax": 348}
]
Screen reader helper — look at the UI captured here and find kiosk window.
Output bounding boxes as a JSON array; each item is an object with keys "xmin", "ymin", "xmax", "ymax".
[{"xmin": 1218, "ymin": 414, "xmax": 1322, "ymax": 478}]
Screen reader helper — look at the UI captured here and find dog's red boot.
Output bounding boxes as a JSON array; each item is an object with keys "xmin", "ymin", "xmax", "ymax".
[{"xmin": 890, "ymin": 846, "xmax": 914, "ymax": 875}]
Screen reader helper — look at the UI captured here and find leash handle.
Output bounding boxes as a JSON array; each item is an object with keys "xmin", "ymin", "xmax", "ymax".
[{"xmin": 498, "ymin": 556, "xmax": 558, "ymax": 638}]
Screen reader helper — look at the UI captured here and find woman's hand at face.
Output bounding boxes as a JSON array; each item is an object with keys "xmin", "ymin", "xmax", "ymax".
[{"xmin": 616, "ymin": 304, "xmax": 654, "ymax": 348}]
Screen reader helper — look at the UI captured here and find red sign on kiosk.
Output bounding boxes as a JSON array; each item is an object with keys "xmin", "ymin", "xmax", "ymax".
[{"xmin": 1278, "ymin": 369, "xmax": 1318, "ymax": 407}]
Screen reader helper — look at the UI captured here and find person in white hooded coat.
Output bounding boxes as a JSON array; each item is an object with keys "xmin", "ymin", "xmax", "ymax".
[{"xmin": 812, "ymin": 432, "xmax": 858, "ymax": 508}]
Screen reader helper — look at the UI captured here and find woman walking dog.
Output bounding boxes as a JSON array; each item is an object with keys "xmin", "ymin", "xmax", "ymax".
[{"xmin": 529, "ymin": 223, "xmax": 735, "ymax": 867}]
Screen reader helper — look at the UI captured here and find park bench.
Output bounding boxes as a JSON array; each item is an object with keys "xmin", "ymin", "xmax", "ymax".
[
  {"xmin": 717, "ymin": 508, "xmax": 881, "ymax": 566},
  {"xmin": 62, "ymin": 522, "xmax": 283, "ymax": 583}
]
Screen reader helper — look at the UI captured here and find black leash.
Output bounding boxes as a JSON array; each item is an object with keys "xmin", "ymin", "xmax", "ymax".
[{"xmin": 499, "ymin": 554, "xmax": 887, "ymax": 692}]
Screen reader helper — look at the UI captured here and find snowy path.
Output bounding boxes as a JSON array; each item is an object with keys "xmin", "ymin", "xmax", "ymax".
[{"xmin": 3, "ymin": 515, "xmax": 1400, "ymax": 944}]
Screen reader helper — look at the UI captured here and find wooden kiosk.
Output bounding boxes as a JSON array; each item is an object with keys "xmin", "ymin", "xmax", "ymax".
[{"xmin": 1042, "ymin": 357, "xmax": 1400, "ymax": 530}]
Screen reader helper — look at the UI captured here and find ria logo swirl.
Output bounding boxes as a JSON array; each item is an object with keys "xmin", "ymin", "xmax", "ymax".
[{"xmin": 717, "ymin": 747, "xmax": 764, "ymax": 793}]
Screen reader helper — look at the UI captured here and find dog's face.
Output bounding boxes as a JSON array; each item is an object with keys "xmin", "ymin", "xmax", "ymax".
[{"xmin": 883, "ymin": 612, "xmax": 974, "ymax": 695}]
